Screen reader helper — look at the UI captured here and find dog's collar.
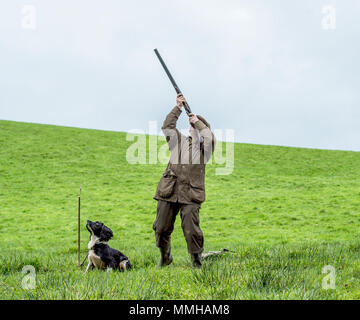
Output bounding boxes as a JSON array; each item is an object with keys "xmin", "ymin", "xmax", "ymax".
[
  {"xmin": 88, "ymin": 236, "xmax": 108, "ymax": 249},
  {"xmin": 88, "ymin": 241, "xmax": 108, "ymax": 249}
]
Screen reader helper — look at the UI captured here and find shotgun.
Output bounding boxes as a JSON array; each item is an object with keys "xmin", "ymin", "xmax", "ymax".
[{"xmin": 154, "ymin": 48, "xmax": 192, "ymax": 116}]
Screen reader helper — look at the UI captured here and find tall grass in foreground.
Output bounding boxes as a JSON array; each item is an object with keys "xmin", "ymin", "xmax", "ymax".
[{"xmin": 1, "ymin": 242, "xmax": 360, "ymax": 299}]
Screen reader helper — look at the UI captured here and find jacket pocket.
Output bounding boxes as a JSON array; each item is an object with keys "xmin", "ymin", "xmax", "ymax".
[
  {"xmin": 157, "ymin": 169, "xmax": 177, "ymax": 198},
  {"xmin": 189, "ymin": 182, "xmax": 205, "ymax": 204},
  {"xmin": 188, "ymin": 167, "xmax": 205, "ymax": 203}
]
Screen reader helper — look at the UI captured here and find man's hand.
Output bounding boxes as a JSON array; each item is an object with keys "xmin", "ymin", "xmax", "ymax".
[
  {"xmin": 189, "ymin": 113, "xmax": 199, "ymax": 125},
  {"xmin": 176, "ymin": 93, "xmax": 186, "ymax": 109}
]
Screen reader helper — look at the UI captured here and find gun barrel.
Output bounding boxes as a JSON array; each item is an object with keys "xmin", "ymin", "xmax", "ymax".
[{"xmin": 154, "ymin": 48, "xmax": 192, "ymax": 116}]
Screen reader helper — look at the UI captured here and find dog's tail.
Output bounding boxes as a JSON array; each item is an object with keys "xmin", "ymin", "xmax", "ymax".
[
  {"xmin": 119, "ymin": 259, "xmax": 132, "ymax": 271},
  {"xmin": 125, "ymin": 260, "xmax": 132, "ymax": 270}
]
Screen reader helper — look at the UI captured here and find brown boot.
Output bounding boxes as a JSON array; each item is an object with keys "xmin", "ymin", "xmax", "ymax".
[
  {"xmin": 190, "ymin": 253, "xmax": 202, "ymax": 269},
  {"xmin": 157, "ymin": 243, "xmax": 173, "ymax": 267}
]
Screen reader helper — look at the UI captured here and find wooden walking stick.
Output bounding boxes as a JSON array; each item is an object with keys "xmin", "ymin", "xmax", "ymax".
[{"xmin": 77, "ymin": 186, "xmax": 81, "ymax": 267}]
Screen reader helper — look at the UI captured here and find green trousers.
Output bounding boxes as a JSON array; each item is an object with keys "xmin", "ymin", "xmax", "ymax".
[{"xmin": 153, "ymin": 200, "xmax": 204, "ymax": 254}]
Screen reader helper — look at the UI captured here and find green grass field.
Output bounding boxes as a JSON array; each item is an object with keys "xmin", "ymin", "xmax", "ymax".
[{"xmin": 1, "ymin": 119, "xmax": 360, "ymax": 299}]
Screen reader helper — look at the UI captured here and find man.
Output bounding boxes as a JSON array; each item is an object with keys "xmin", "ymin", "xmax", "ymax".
[{"xmin": 153, "ymin": 93, "xmax": 216, "ymax": 268}]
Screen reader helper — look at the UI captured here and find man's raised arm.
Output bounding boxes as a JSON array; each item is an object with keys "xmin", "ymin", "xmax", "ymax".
[
  {"xmin": 162, "ymin": 94, "xmax": 185, "ymax": 150},
  {"xmin": 192, "ymin": 116, "xmax": 216, "ymax": 164}
]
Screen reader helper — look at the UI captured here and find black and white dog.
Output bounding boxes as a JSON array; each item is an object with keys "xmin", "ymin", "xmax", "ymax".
[{"xmin": 85, "ymin": 220, "xmax": 131, "ymax": 272}]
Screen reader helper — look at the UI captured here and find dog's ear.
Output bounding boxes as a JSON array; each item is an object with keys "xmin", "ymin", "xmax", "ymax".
[{"xmin": 100, "ymin": 225, "xmax": 113, "ymax": 241}]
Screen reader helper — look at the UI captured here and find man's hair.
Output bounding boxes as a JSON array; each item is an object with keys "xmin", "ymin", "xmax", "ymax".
[{"xmin": 191, "ymin": 115, "xmax": 211, "ymax": 129}]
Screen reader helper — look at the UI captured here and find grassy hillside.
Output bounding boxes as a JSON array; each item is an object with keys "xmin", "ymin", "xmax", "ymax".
[{"xmin": 0, "ymin": 119, "xmax": 359, "ymax": 299}]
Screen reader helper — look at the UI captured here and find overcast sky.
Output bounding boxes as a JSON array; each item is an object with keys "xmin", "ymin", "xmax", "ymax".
[{"xmin": 0, "ymin": 0, "xmax": 359, "ymax": 151}]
